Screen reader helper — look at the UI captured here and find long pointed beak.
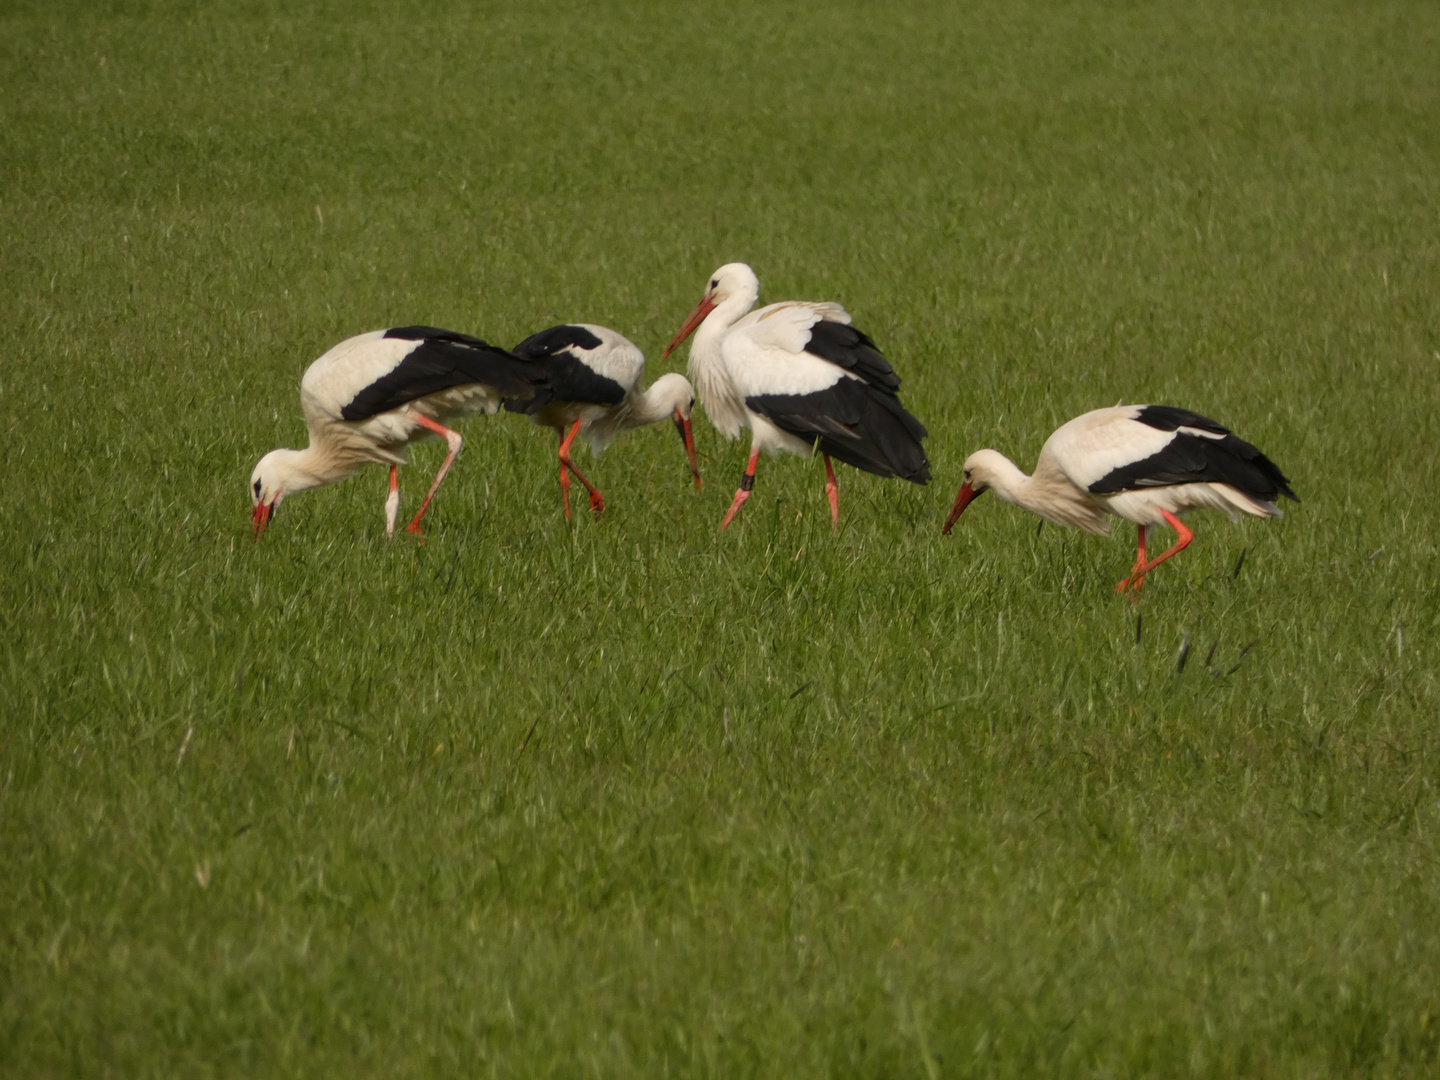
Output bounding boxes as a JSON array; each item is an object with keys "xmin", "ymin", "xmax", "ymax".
[
  {"xmin": 675, "ymin": 411, "xmax": 701, "ymax": 491},
  {"xmin": 251, "ymin": 501, "xmax": 272, "ymax": 536},
  {"xmin": 662, "ymin": 296, "xmax": 716, "ymax": 359},
  {"xmin": 942, "ymin": 482, "xmax": 980, "ymax": 534}
]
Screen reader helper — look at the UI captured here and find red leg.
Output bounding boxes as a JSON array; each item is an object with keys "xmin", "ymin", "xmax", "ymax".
[
  {"xmin": 384, "ymin": 464, "xmax": 400, "ymax": 538},
  {"xmin": 823, "ymin": 454, "xmax": 840, "ymax": 532},
  {"xmin": 720, "ymin": 445, "xmax": 761, "ymax": 531},
  {"xmin": 1130, "ymin": 524, "xmax": 1149, "ymax": 596},
  {"xmin": 1115, "ymin": 523, "xmax": 1148, "ymax": 593},
  {"xmin": 558, "ymin": 418, "xmax": 604, "ymax": 516},
  {"xmin": 556, "ymin": 428, "xmax": 572, "ymax": 520},
  {"xmin": 1131, "ymin": 511, "xmax": 1193, "ymax": 588},
  {"xmin": 406, "ymin": 414, "xmax": 463, "ymax": 536}
]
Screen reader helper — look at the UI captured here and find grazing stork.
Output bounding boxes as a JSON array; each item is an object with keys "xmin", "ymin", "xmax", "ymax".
[
  {"xmin": 662, "ymin": 262, "xmax": 929, "ymax": 531},
  {"xmin": 249, "ymin": 326, "xmax": 545, "ymax": 537},
  {"xmin": 942, "ymin": 405, "xmax": 1297, "ymax": 593},
  {"xmin": 506, "ymin": 324, "xmax": 700, "ymax": 518}
]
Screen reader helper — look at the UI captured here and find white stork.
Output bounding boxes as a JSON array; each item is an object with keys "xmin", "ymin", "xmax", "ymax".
[
  {"xmin": 942, "ymin": 404, "xmax": 1297, "ymax": 593},
  {"xmin": 662, "ymin": 262, "xmax": 930, "ymax": 531},
  {"xmin": 505, "ymin": 324, "xmax": 700, "ymax": 518},
  {"xmin": 249, "ymin": 326, "xmax": 546, "ymax": 537}
]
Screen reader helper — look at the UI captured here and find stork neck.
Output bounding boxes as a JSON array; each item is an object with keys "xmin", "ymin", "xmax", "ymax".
[
  {"xmin": 979, "ymin": 454, "xmax": 1038, "ymax": 509},
  {"xmin": 273, "ymin": 446, "xmax": 350, "ymax": 493},
  {"xmin": 692, "ymin": 280, "xmax": 758, "ymax": 360},
  {"xmin": 628, "ymin": 382, "xmax": 681, "ymax": 427}
]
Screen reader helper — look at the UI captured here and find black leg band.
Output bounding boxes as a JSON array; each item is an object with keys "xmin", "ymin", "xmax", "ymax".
[{"xmin": 739, "ymin": 473, "xmax": 755, "ymax": 492}]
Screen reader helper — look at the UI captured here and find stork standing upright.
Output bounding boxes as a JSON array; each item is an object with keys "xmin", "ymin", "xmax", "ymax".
[
  {"xmin": 249, "ymin": 326, "xmax": 545, "ymax": 537},
  {"xmin": 505, "ymin": 324, "xmax": 700, "ymax": 518},
  {"xmin": 942, "ymin": 404, "xmax": 1297, "ymax": 593},
  {"xmin": 662, "ymin": 262, "xmax": 929, "ymax": 531}
]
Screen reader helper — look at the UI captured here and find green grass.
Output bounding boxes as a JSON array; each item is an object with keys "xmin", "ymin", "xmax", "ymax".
[{"xmin": 3, "ymin": 0, "xmax": 1439, "ymax": 1075}]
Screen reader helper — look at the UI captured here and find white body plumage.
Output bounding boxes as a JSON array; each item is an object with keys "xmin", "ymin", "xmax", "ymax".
[
  {"xmin": 250, "ymin": 326, "xmax": 543, "ymax": 536},
  {"xmin": 945, "ymin": 404, "xmax": 1296, "ymax": 593},
  {"xmin": 664, "ymin": 262, "xmax": 929, "ymax": 529},
  {"xmin": 507, "ymin": 323, "xmax": 700, "ymax": 517}
]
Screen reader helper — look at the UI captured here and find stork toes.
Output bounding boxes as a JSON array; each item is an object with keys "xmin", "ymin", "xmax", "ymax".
[
  {"xmin": 559, "ymin": 458, "xmax": 604, "ymax": 518},
  {"xmin": 558, "ymin": 458, "xmax": 605, "ymax": 518},
  {"xmin": 1115, "ymin": 571, "xmax": 1148, "ymax": 598},
  {"xmin": 719, "ymin": 489, "xmax": 751, "ymax": 531},
  {"xmin": 1114, "ymin": 513, "xmax": 1194, "ymax": 594},
  {"xmin": 1115, "ymin": 524, "xmax": 1150, "ymax": 593},
  {"xmin": 719, "ymin": 447, "xmax": 762, "ymax": 531}
]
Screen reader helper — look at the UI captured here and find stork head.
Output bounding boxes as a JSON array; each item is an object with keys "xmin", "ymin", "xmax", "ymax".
[
  {"xmin": 942, "ymin": 450, "xmax": 1005, "ymax": 534},
  {"xmin": 662, "ymin": 262, "xmax": 760, "ymax": 359},
  {"xmin": 649, "ymin": 373, "xmax": 702, "ymax": 491},
  {"xmin": 248, "ymin": 448, "xmax": 311, "ymax": 535}
]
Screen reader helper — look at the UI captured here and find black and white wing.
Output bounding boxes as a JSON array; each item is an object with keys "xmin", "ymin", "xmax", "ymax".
[
  {"xmin": 1045, "ymin": 405, "xmax": 1296, "ymax": 503},
  {"xmin": 504, "ymin": 323, "xmax": 638, "ymax": 415},
  {"xmin": 726, "ymin": 304, "xmax": 929, "ymax": 483},
  {"xmin": 310, "ymin": 326, "xmax": 544, "ymax": 422}
]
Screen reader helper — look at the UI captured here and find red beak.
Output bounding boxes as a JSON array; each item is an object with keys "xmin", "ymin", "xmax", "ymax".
[
  {"xmin": 674, "ymin": 411, "xmax": 701, "ymax": 491},
  {"xmin": 251, "ymin": 501, "xmax": 272, "ymax": 536},
  {"xmin": 662, "ymin": 296, "xmax": 716, "ymax": 359},
  {"xmin": 942, "ymin": 482, "xmax": 980, "ymax": 534}
]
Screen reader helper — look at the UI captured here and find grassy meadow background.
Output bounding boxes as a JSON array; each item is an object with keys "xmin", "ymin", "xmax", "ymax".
[{"xmin": 3, "ymin": 0, "xmax": 1439, "ymax": 1074}]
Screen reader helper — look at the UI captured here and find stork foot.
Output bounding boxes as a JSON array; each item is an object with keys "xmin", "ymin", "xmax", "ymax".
[
  {"xmin": 1114, "ymin": 524, "xmax": 1149, "ymax": 596},
  {"xmin": 1115, "ymin": 567, "xmax": 1147, "ymax": 594},
  {"xmin": 721, "ymin": 446, "xmax": 762, "ymax": 531},
  {"xmin": 719, "ymin": 490, "xmax": 751, "ymax": 531},
  {"xmin": 1115, "ymin": 574, "xmax": 1145, "ymax": 600}
]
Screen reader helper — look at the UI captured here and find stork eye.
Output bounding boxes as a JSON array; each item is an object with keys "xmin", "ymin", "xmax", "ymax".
[
  {"xmin": 709, "ymin": 279, "xmax": 718, "ymax": 289},
  {"xmin": 253, "ymin": 479, "xmax": 262, "ymax": 497}
]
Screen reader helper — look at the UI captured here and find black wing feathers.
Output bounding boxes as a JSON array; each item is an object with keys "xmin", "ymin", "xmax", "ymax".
[
  {"xmin": 512, "ymin": 325, "xmax": 604, "ymax": 358},
  {"xmin": 1130, "ymin": 405, "xmax": 1231, "ymax": 437},
  {"xmin": 746, "ymin": 381, "xmax": 930, "ymax": 484},
  {"xmin": 385, "ymin": 325, "xmax": 496, "ymax": 351},
  {"xmin": 802, "ymin": 321, "xmax": 901, "ymax": 394},
  {"xmin": 1090, "ymin": 409, "xmax": 1297, "ymax": 503},
  {"xmin": 753, "ymin": 321, "xmax": 927, "ymax": 481},
  {"xmin": 504, "ymin": 325, "xmax": 627, "ymax": 415},
  {"xmin": 341, "ymin": 327, "xmax": 542, "ymax": 421}
]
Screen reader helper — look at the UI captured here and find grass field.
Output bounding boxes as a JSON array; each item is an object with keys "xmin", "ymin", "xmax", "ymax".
[{"xmin": 3, "ymin": 0, "xmax": 1439, "ymax": 1075}]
